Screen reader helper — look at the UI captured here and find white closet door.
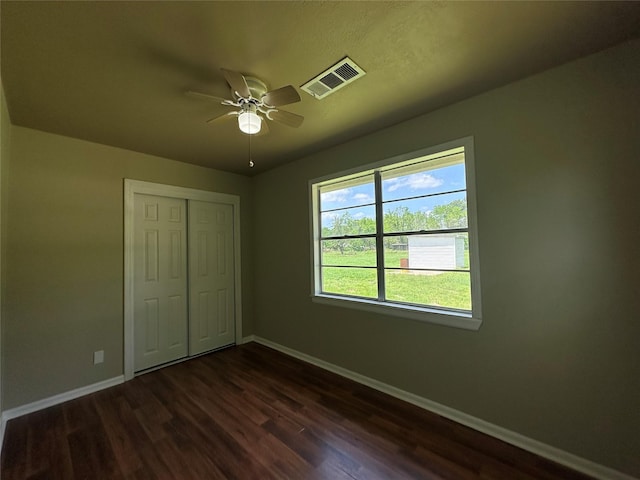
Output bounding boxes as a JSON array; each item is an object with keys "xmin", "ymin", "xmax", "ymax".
[
  {"xmin": 189, "ymin": 200, "xmax": 235, "ymax": 355},
  {"xmin": 133, "ymin": 194, "xmax": 188, "ymax": 371}
]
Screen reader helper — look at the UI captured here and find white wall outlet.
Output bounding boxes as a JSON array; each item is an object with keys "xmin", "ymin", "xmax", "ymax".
[{"xmin": 93, "ymin": 350, "xmax": 104, "ymax": 365}]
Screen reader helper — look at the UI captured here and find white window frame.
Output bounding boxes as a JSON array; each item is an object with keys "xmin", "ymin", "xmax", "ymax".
[{"xmin": 309, "ymin": 137, "xmax": 482, "ymax": 331}]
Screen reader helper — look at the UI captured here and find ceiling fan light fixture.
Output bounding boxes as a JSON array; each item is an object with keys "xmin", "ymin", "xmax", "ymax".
[{"xmin": 238, "ymin": 111, "xmax": 261, "ymax": 134}]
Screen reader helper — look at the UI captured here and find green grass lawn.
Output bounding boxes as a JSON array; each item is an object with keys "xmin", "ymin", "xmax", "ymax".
[{"xmin": 321, "ymin": 249, "xmax": 471, "ymax": 311}]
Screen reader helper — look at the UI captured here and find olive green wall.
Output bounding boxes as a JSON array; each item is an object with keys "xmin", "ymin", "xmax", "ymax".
[
  {"xmin": 3, "ymin": 127, "xmax": 253, "ymax": 409},
  {"xmin": 0, "ymin": 78, "xmax": 12, "ymax": 417},
  {"xmin": 252, "ymin": 40, "xmax": 640, "ymax": 476}
]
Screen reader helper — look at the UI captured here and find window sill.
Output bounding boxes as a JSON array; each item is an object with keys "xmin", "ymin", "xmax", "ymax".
[{"xmin": 311, "ymin": 294, "xmax": 482, "ymax": 331}]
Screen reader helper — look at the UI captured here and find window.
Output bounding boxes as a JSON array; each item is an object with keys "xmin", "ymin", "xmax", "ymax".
[{"xmin": 310, "ymin": 137, "xmax": 481, "ymax": 330}]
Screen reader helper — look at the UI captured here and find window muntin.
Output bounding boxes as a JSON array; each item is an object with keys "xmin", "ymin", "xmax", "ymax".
[{"xmin": 311, "ymin": 139, "xmax": 481, "ymax": 327}]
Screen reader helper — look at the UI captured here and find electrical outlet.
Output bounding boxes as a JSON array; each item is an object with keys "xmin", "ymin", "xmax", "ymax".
[{"xmin": 93, "ymin": 350, "xmax": 104, "ymax": 365}]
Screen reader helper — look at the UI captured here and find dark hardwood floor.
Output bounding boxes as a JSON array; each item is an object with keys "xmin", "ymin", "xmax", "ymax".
[{"xmin": 2, "ymin": 342, "xmax": 594, "ymax": 479}]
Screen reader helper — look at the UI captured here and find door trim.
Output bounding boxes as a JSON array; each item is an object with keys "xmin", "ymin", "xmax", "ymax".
[{"xmin": 124, "ymin": 179, "xmax": 243, "ymax": 381}]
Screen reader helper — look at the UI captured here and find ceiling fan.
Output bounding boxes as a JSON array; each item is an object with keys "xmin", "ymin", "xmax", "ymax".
[{"xmin": 187, "ymin": 68, "xmax": 303, "ymax": 135}]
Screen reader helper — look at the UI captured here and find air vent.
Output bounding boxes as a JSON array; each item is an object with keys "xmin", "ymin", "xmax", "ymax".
[{"xmin": 301, "ymin": 57, "xmax": 366, "ymax": 100}]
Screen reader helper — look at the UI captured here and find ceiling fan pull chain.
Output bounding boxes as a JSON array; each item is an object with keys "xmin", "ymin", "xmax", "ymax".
[{"xmin": 249, "ymin": 130, "xmax": 254, "ymax": 168}]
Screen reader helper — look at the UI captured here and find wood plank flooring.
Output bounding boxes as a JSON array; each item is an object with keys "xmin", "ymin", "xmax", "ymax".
[{"xmin": 2, "ymin": 342, "xmax": 595, "ymax": 479}]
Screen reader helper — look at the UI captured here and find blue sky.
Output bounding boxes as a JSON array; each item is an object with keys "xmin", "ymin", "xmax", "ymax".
[{"xmin": 320, "ymin": 163, "xmax": 466, "ymax": 227}]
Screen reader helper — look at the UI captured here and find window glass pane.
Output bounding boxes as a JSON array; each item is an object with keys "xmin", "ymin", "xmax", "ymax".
[
  {"xmin": 382, "ymin": 161, "xmax": 466, "ymax": 202},
  {"xmin": 320, "ymin": 175, "xmax": 375, "ymax": 211},
  {"xmin": 383, "ymin": 192, "xmax": 467, "ymax": 233},
  {"xmin": 322, "ymin": 267, "xmax": 377, "ymax": 298},
  {"xmin": 385, "ymin": 233, "xmax": 469, "ymax": 271},
  {"xmin": 322, "ymin": 240, "xmax": 376, "ymax": 266},
  {"xmin": 381, "ymin": 240, "xmax": 409, "ymax": 266},
  {"xmin": 385, "ymin": 270, "xmax": 471, "ymax": 311},
  {"xmin": 321, "ymin": 206, "xmax": 376, "ymax": 236}
]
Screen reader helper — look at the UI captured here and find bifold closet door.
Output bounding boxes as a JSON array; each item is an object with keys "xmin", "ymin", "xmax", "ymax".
[
  {"xmin": 188, "ymin": 200, "xmax": 235, "ymax": 355},
  {"xmin": 133, "ymin": 194, "xmax": 188, "ymax": 371}
]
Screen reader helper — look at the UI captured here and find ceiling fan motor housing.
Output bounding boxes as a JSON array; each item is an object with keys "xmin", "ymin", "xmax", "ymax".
[{"xmin": 233, "ymin": 76, "xmax": 268, "ymax": 101}]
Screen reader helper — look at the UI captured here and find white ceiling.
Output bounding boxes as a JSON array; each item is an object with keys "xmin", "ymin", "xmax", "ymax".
[{"xmin": 2, "ymin": 1, "xmax": 639, "ymax": 175}]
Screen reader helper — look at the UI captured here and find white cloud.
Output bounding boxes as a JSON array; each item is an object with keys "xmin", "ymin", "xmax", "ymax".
[
  {"xmin": 321, "ymin": 189, "xmax": 375, "ymax": 206},
  {"xmin": 321, "ymin": 188, "xmax": 350, "ymax": 203},
  {"xmin": 353, "ymin": 193, "xmax": 374, "ymax": 203},
  {"xmin": 386, "ymin": 173, "xmax": 444, "ymax": 192}
]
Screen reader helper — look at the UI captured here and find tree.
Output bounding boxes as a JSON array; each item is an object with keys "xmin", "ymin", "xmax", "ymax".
[
  {"xmin": 322, "ymin": 198, "xmax": 467, "ymax": 254},
  {"xmin": 428, "ymin": 199, "xmax": 467, "ymax": 229}
]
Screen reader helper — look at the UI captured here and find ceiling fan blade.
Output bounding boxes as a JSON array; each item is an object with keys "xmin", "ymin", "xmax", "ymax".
[
  {"xmin": 261, "ymin": 85, "xmax": 301, "ymax": 107},
  {"xmin": 206, "ymin": 111, "xmax": 238, "ymax": 124},
  {"xmin": 268, "ymin": 109, "xmax": 304, "ymax": 128},
  {"xmin": 221, "ymin": 68, "xmax": 250, "ymax": 98},
  {"xmin": 186, "ymin": 90, "xmax": 229, "ymax": 103}
]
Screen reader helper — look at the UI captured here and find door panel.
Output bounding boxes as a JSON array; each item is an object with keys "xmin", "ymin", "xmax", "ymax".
[
  {"xmin": 134, "ymin": 194, "xmax": 188, "ymax": 371},
  {"xmin": 189, "ymin": 200, "xmax": 235, "ymax": 355}
]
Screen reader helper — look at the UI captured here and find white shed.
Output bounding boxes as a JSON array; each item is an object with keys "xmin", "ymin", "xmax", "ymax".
[{"xmin": 407, "ymin": 234, "xmax": 465, "ymax": 270}]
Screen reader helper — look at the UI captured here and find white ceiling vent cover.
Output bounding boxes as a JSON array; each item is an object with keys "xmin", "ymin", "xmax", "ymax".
[{"xmin": 301, "ymin": 57, "xmax": 366, "ymax": 99}]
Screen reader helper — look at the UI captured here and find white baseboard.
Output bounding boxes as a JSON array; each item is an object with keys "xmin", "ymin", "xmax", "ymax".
[
  {"xmin": 240, "ymin": 335, "xmax": 256, "ymax": 344},
  {"xmin": 251, "ymin": 336, "xmax": 637, "ymax": 480},
  {"xmin": 0, "ymin": 375, "xmax": 124, "ymax": 453}
]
